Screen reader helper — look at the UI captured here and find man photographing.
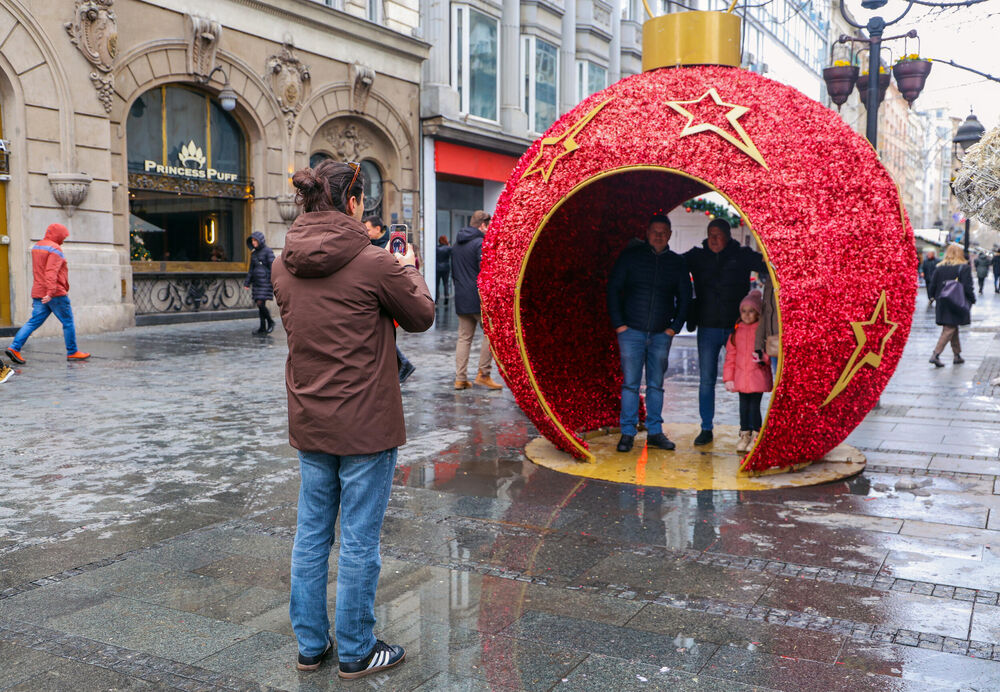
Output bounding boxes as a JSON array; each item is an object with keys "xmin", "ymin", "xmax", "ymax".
[{"xmin": 607, "ymin": 213, "xmax": 691, "ymax": 453}]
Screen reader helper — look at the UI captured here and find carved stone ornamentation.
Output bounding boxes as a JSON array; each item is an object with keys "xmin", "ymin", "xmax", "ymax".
[
  {"xmin": 65, "ymin": 0, "xmax": 117, "ymax": 113},
  {"xmin": 350, "ymin": 63, "xmax": 375, "ymax": 114},
  {"xmin": 276, "ymin": 194, "xmax": 300, "ymax": 224},
  {"xmin": 266, "ymin": 42, "xmax": 311, "ymax": 134},
  {"xmin": 48, "ymin": 173, "xmax": 93, "ymax": 217},
  {"xmin": 187, "ymin": 15, "xmax": 222, "ymax": 80},
  {"xmin": 324, "ymin": 123, "xmax": 372, "ymax": 162}
]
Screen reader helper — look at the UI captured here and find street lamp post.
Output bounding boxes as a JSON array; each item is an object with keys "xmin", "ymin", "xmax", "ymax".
[{"xmin": 952, "ymin": 110, "xmax": 986, "ymax": 255}]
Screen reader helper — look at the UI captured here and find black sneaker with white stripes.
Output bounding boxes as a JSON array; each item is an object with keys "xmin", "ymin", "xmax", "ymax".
[{"xmin": 338, "ymin": 639, "xmax": 405, "ymax": 680}]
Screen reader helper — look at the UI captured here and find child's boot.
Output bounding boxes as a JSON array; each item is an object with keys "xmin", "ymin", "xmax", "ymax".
[{"xmin": 736, "ymin": 430, "xmax": 752, "ymax": 453}]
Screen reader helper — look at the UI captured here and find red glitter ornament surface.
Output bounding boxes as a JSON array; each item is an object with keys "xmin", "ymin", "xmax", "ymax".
[{"xmin": 479, "ymin": 65, "xmax": 916, "ymax": 473}]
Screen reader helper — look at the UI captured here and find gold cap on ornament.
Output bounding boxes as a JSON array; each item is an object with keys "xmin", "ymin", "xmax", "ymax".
[{"xmin": 641, "ymin": 10, "xmax": 742, "ymax": 71}]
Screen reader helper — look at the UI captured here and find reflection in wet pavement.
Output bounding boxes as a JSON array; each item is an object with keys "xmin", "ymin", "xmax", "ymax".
[{"xmin": 3, "ymin": 294, "xmax": 1000, "ymax": 689}]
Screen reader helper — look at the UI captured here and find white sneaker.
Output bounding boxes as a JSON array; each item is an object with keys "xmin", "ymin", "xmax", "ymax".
[{"xmin": 736, "ymin": 430, "xmax": 752, "ymax": 453}]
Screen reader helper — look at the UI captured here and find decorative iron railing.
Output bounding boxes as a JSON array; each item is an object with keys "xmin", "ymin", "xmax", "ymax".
[{"xmin": 133, "ymin": 272, "xmax": 254, "ymax": 315}]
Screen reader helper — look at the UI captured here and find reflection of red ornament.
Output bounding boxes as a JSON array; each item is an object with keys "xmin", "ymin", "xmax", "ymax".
[
  {"xmin": 704, "ymin": 210, "xmax": 711, "ymax": 216},
  {"xmin": 479, "ymin": 63, "xmax": 914, "ymax": 475},
  {"xmin": 685, "ymin": 207, "xmax": 692, "ymax": 212}
]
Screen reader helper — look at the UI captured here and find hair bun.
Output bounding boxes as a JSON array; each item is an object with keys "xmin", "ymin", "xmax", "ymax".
[{"xmin": 292, "ymin": 169, "xmax": 319, "ymax": 192}]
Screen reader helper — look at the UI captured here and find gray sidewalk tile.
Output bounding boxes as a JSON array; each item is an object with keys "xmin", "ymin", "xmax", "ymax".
[
  {"xmin": 48, "ymin": 596, "xmax": 255, "ymax": 664},
  {"xmin": 756, "ymin": 578, "xmax": 973, "ymax": 640},
  {"xmin": 838, "ymin": 639, "xmax": 1000, "ymax": 688}
]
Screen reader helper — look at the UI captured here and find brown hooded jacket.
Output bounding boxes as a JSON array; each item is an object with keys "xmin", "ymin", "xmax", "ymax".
[{"xmin": 272, "ymin": 210, "xmax": 434, "ymax": 456}]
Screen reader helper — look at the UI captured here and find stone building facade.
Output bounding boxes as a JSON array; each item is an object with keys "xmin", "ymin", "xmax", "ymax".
[{"xmin": 0, "ymin": 0, "xmax": 426, "ymax": 335}]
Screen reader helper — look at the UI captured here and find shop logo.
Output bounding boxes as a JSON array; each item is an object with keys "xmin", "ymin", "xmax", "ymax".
[
  {"xmin": 143, "ymin": 138, "xmax": 239, "ymax": 183},
  {"xmin": 178, "ymin": 140, "xmax": 206, "ymax": 169}
]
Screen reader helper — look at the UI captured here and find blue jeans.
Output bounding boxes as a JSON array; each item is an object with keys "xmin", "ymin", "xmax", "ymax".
[
  {"xmin": 11, "ymin": 296, "xmax": 77, "ymax": 354},
  {"xmin": 290, "ymin": 448, "xmax": 398, "ymax": 662},
  {"xmin": 696, "ymin": 327, "xmax": 734, "ymax": 431},
  {"xmin": 617, "ymin": 329, "xmax": 673, "ymax": 436}
]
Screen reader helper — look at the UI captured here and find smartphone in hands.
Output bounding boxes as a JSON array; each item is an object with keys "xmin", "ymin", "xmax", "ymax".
[{"xmin": 389, "ymin": 224, "xmax": 408, "ymax": 255}]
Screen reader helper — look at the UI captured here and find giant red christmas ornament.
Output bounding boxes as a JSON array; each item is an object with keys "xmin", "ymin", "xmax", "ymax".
[{"xmin": 479, "ymin": 12, "xmax": 915, "ymax": 475}]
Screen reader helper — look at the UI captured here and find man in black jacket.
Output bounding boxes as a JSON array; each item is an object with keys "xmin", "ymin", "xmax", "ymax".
[
  {"xmin": 452, "ymin": 210, "xmax": 502, "ymax": 390},
  {"xmin": 992, "ymin": 249, "xmax": 1000, "ymax": 294},
  {"xmin": 684, "ymin": 220, "xmax": 765, "ymax": 446},
  {"xmin": 608, "ymin": 214, "xmax": 692, "ymax": 452}
]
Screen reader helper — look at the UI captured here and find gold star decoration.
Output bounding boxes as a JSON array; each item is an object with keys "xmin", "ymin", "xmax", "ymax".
[
  {"xmin": 665, "ymin": 88, "xmax": 769, "ymax": 169},
  {"xmin": 521, "ymin": 99, "xmax": 613, "ymax": 183},
  {"xmin": 821, "ymin": 290, "xmax": 899, "ymax": 407}
]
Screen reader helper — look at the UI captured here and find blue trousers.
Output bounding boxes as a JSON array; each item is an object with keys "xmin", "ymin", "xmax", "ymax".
[
  {"xmin": 289, "ymin": 448, "xmax": 398, "ymax": 661},
  {"xmin": 617, "ymin": 329, "xmax": 673, "ymax": 436},
  {"xmin": 11, "ymin": 296, "xmax": 77, "ymax": 355},
  {"xmin": 696, "ymin": 327, "xmax": 734, "ymax": 431}
]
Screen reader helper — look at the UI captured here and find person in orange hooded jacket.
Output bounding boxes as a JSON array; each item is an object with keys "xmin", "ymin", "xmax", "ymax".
[{"xmin": 5, "ymin": 223, "xmax": 89, "ymax": 364}]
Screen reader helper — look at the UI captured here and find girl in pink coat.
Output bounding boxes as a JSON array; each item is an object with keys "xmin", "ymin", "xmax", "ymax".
[{"xmin": 723, "ymin": 289, "xmax": 774, "ymax": 453}]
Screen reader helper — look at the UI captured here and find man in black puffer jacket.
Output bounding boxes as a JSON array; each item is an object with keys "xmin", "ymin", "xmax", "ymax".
[
  {"xmin": 608, "ymin": 213, "xmax": 692, "ymax": 453},
  {"xmin": 684, "ymin": 219, "xmax": 765, "ymax": 446}
]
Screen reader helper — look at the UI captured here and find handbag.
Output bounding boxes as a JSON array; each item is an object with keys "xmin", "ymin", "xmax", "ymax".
[
  {"xmin": 765, "ymin": 334, "xmax": 780, "ymax": 358},
  {"xmin": 938, "ymin": 277, "xmax": 969, "ymax": 314}
]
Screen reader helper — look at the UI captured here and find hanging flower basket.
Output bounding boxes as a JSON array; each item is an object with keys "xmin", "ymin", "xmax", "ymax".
[
  {"xmin": 892, "ymin": 57, "xmax": 932, "ymax": 107},
  {"xmin": 857, "ymin": 70, "xmax": 891, "ymax": 108},
  {"xmin": 823, "ymin": 64, "xmax": 859, "ymax": 109}
]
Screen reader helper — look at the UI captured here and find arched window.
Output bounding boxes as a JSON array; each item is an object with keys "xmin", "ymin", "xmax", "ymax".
[
  {"xmin": 307, "ymin": 153, "xmax": 384, "ymax": 219},
  {"xmin": 126, "ymin": 85, "xmax": 251, "ymax": 266}
]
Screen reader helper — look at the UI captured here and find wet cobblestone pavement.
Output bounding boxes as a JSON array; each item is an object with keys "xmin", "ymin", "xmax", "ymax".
[{"xmin": 3, "ymin": 288, "xmax": 1000, "ymax": 691}]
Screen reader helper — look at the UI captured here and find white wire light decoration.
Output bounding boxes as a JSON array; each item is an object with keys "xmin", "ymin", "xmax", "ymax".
[{"xmin": 953, "ymin": 126, "xmax": 1000, "ymax": 231}]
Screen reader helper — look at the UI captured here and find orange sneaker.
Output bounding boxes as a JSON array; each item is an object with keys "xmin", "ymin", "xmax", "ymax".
[
  {"xmin": 67, "ymin": 351, "xmax": 90, "ymax": 361},
  {"xmin": 5, "ymin": 348, "xmax": 24, "ymax": 364}
]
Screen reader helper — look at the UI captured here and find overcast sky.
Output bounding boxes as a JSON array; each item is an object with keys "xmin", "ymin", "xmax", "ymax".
[{"xmin": 888, "ymin": 1, "xmax": 1000, "ymax": 128}]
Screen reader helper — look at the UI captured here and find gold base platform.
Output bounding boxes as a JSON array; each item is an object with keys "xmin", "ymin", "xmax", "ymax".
[{"xmin": 525, "ymin": 424, "xmax": 866, "ymax": 490}]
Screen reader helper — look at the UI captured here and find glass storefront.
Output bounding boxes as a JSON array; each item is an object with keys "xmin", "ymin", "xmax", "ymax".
[{"xmin": 127, "ymin": 85, "xmax": 251, "ymax": 267}]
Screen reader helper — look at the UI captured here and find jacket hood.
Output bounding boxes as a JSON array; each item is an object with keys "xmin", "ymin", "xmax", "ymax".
[
  {"xmin": 280, "ymin": 210, "xmax": 370, "ymax": 278},
  {"xmin": 45, "ymin": 223, "xmax": 69, "ymax": 245},
  {"xmin": 456, "ymin": 226, "xmax": 483, "ymax": 245},
  {"xmin": 247, "ymin": 231, "xmax": 267, "ymax": 250},
  {"xmin": 702, "ymin": 237, "xmax": 741, "ymax": 255}
]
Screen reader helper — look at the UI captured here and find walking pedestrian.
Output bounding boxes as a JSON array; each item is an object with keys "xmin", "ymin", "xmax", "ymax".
[
  {"xmin": 723, "ymin": 290, "xmax": 774, "ymax": 453},
  {"xmin": 436, "ymin": 235, "xmax": 452, "ymax": 305},
  {"xmin": 929, "ymin": 243, "xmax": 975, "ymax": 367},
  {"xmin": 607, "ymin": 213, "xmax": 691, "ymax": 452},
  {"xmin": 272, "ymin": 159, "xmax": 434, "ymax": 679},
  {"xmin": 683, "ymin": 219, "xmax": 765, "ymax": 446},
  {"xmin": 992, "ymin": 249, "xmax": 1000, "ymax": 294},
  {"xmin": 364, "ymin": 214, "xmax": 415, "ymax": 382},
  {"xmin": 243, "ymin": 231, "xmax": 275, "ymax": 335},
  {"xmin": 5, "ymin": 223, "xmax": 89, "ymax": 364},
  {"xmin": 922, "ymin": 249, "xmax": 939, "ymax": 305},
  {"xmin": 974, "ymin": 252, "xmax": 990, "ymax": 295},
  {"xmin": 452, "ymin": 210, "xmax": 502, "ymax": 390}
]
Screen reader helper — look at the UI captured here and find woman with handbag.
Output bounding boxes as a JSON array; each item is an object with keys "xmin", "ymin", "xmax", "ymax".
[{"xmin": 929, "ymin": 243, "xmax": 976, "ymax": 367}]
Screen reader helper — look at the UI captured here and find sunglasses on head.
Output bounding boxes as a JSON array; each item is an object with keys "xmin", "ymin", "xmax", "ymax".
[{"xmin": 345, "ymin": 161, "xmax": 361, "ymax": 196}]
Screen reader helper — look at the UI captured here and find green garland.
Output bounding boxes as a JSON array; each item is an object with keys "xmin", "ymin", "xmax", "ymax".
[{"xmin": 682, "ymin": 198, "xmax": 742, "ymax": 228}]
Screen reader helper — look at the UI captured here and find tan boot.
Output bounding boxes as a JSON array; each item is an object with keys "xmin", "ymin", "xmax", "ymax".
[
  {"xmin": 474, "ymin": 373, "xmax": 503, "ymax": 390},
  {"xmin": 454, "ymin": 379, "xmax": 472, "ymax": 390},
  {"xmin": 748, "ymin": 431, "xmax": 759, "ymax": 450},
  {"xmin": 735, "ymin": 430, "xmax": 752, "ymax": 453}
]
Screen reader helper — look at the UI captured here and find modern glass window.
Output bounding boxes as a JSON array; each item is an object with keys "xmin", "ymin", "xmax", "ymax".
[
  {"xmin": 576, "ymin": 60, "xmax": 608, "ymax": 102},
  {"xmin": 521, "ymin": 36, "xmax": 558, "ymax": 133},
  {"xmin": 451, "ymin": 5, "xmax": 499, "ymax": 121}
]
